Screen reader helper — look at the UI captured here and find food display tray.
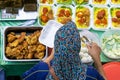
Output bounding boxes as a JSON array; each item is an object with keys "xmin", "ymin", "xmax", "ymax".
[{"xmin": 3, "ymin": 27, "xmax": 48, "ymax": 61}]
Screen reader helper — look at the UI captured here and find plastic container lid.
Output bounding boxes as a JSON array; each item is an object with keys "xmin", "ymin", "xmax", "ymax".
[
  {"xmin": 103, "ymin": 62, "xmax": 120, "ymax": 80},
  {"xmin": 39, "ymin": 20, "xmax": 63, "ymax": 48}
]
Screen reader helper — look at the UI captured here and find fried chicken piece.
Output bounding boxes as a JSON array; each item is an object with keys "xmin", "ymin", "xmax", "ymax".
[
  {"xmin": 16, "ymin": 45, "xmax": 23, "ymax": 52},
  {"xmin": 9, "ymin": 39, "xmax": 19, "ymax": 47},
  {"xmin": 28, "ymin": 45, "xmax": 37, "ymax": 53},
  {"xmin": 36, "ymin": 44, "xmax": 46, "ymax": 52},
  {"xmin": 6, "ymin": 47, "xmax": 21, "ymax": 58},
  {"xmin": 5, "ymin": 47, "xmax": 12, "ymax": 57},
  {"xmin": 8, "ymin": 32, "xmax": 26, "ymax": 47},
  {"xmin": 11, "ymin": 48, "xmax": 21, "ymax": 57},
  {"xmin": 22, "ymin": 41, "xmax": 28, "ymax": 49},
  {"xmin": 25, "ymin": 35, "xmax": 31, "ymax": 45},
  {"xmin": 25, "ymin": 30, "xmax": 40, "ymax": 45},
  {"xmin": 34, "ymin": 52, "xmax": 44, "ymax": 59},
  {"xmin": 30, "ymin": 35, "xmax": 38, "ymax": 45},
  {"xmin": 35, "ymin": 30, "xmax": 41, "ymax": 37},
  {"xmin": 18, "ymin": 32, "xmax": 26, "ymax": 43},
  {"xmin": 30, "ymin": 30, "xmax": 41, "ymax": 45},
  {"xmin": 26, "ymin": 53, "xmax": 34, "ymax": 59},
  {"xmin": 16, "ymin": 54, "xmax": 24, "ymax": 59},
  {"xmin": 7, "ymin": 32, "xmax": 17, "ymax": 43}
]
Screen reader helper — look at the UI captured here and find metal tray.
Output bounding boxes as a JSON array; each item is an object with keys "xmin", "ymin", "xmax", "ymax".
[{"xmin": 3, "ymin": 27, "xmax": 48, "ymax": 61}]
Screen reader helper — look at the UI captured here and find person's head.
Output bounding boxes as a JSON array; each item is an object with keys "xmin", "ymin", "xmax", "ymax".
[
  {"xmin": 52, "ymin": 21, "xmax": 86, "ymax": 80},
  {"xmin": 54, "ymin": 21, "xmax": 81, "ymax": 57}
]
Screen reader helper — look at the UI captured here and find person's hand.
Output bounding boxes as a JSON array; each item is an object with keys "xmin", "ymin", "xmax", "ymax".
[
  {"xmin": 86, "ymin": 42, "xmax": 101, "ymax": 61},
  {"xmin": 87, "ymin": 43, "xmax": 107, "ymax": 80},
  {"xmin": 43, "ymin": 48, "xmax": 54, "ymax": 67}
]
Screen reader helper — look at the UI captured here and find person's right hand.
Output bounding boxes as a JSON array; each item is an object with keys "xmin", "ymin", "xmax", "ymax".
[{"xmin": 86, "ymin": 42, "xmax": 101, "ymax": 61}]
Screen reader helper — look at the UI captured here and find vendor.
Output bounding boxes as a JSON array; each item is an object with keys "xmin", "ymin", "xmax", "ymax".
[{"xmin": 22, "ymin": 21, "xmax": 106, "ymax": 80}]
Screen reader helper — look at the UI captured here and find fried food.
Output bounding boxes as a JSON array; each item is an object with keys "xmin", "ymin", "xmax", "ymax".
[
  {"xmin": 8, "ymin": 32, "xmax": 26, "ymax": 47},
  {"xmin": 7, "ymin": 32, "xmax": 16, "ymax": 43},
  {"xmin": 5, "ymin": 30, "xmax": 46, "ymax": 60},
  {"xmin": 34, "ymin": 52, "xmax": 44, "ymax": 59}
]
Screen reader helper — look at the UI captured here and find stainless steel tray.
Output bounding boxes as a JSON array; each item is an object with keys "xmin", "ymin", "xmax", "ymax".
[{"xmin": 3, "ymin": 26, "xmax": 48, "ymax": 61}]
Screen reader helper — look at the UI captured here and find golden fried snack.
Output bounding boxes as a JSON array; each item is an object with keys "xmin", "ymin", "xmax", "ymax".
[
  {"xmin": 16, "ymin": 54, "xmax": 24, "ymax": 59},
  {"xmin": 6, "ymin": 47, "xmax": 21, "ymax": 58},
  {"xmin": 30, "ymin": 36, "xmax": 38, "ymax": 45},
  {"xmin": 16, "ymin": 45, "xmax": 23, "ymax": 52},
  {"xmin": 9, "ymin": 39, "xmax": 19, "ymax": 47},
  {"xmin": 8, "ymin": 32, "xmax": 26, "ymax": 47},
  {"xmin": 28, "ymin": 45, "xmax": 37, "ymax": 53},
  {"xmin": 30, "ymin": 30, "xmax": 41, "ymax": 45},
  {"xmin": 25, "ymin": 35, "xmax": 31, "ymax": 45},
  {"xmin": 22, "ymin": 41, "xmax": 28, "ymax": 49},
  {"xmin": 5, "ymin": 30, "xmax": 45, "ymax": 60},
  {"xmin": 33, "ymin": 30, "xmax": 41, "ymax": 37},
  {"xmin": 5, "ymin": 47, "xmax": 12, "ymax": 56},
  {"xmin": 11, "ymin": 48, "xmax": 21, "ymax": 57},
  {"xmin": 34, "ymin": 52, "xmax": 44, "ymax": 59},
  {"xmin": 18, "ymin": 32, "xmax": 26, "ymax": 43},
  {"xmin": 36, "ymin": 44, "xmax": 46, "ymax": 52},
  {"xmin": 7, "ymin": 32, "xmax": 16, "ymax": 43},
  {"xmin": 26, "ymin": 53, "xmax": 34, "ymax": 59}
]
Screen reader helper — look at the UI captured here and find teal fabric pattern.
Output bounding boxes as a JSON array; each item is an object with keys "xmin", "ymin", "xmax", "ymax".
[{"xmin": 46, "ymin": 21, "xmax": 87, "ymax": 80}]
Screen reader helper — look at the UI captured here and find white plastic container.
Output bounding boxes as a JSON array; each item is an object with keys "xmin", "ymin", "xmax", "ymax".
[
  {"xmin": 55, "ymin": 5, "xmax": 75, "ymax": 25},
  {"xmin": 38, "ymin": 0, "xmax": 55, "ymax": 5},
  {"xmin": 90, "ymin": 0, "xmax": 109, "ymax": 6},
  {"xmin": 38, "ymin": 4, "xmax": 56, "ymax": 27},
  {"xmin": 110, "ymin": 6, "xmax": 120, "ymax": 29},
  {"xmin": 39, "ymin": 20, "xmax": 63, "ymax": 48},
  {"xmin": 92, "ymin": 6, "xmax": 110, "ymax": 31},
  {"xmin": 74, "ymin": 0, "xmax": 90, "ymax": 5},
  {"xmin": 110, "ymin": 0, "xmax": 120, "ymax": 6},
  {"xmin": 74, "ymin": 5, "xmax": 92, "ymax": 30}
]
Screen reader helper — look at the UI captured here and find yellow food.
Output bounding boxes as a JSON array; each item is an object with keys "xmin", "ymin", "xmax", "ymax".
[
  {"xmin": 75, "ymin": 7, "xmax": 90, "ymax": 29},
  {"xmin": 39, "ymin": 6, "xmax": 54, "ymax": 25},
  {"xmin": 40, "ymin": 0, "xmax": 53, "ymax": 4},
  {"xmin": 94, "ymin": 8, "xmax": 108, "ymax": 28},
  {"xmin": 111, "ymin": 8, "xmax": 120, "ymax": 27},
  {"xmin": 93, "ymin": 0, "xmax": 106, "ymax": 4},
  {"xmin": 111, "ymin": 0, "xmax": 120, "ymax": 4},
  {"xmin": 57, "ymin": 7, "xmax": 72, "ymax": 24}
]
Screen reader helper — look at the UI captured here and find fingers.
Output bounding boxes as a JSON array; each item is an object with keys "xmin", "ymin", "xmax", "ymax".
[
  {"xmin": 86, "ymin": 44, "xmax": 91, "ymax": 50},
  {"xmin": 86, "ymin": 42, "xmax": 98, "ymax": 50}
]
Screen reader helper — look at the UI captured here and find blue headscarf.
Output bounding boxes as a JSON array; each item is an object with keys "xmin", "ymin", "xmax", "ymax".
[{"xmin": 46, "ymin": 21, "xmax": 87, "ymax": 80}]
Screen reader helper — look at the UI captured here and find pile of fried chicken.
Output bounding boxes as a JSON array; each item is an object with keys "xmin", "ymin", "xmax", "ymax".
[{"xmin": 5, "ymin": 30, "xmax": 46, "ymax": 60}]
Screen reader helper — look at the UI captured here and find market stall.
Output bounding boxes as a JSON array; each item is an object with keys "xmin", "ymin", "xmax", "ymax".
[{"xmin": 0, "ymin": 0, "xmax": 120, "ymax": 79}]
